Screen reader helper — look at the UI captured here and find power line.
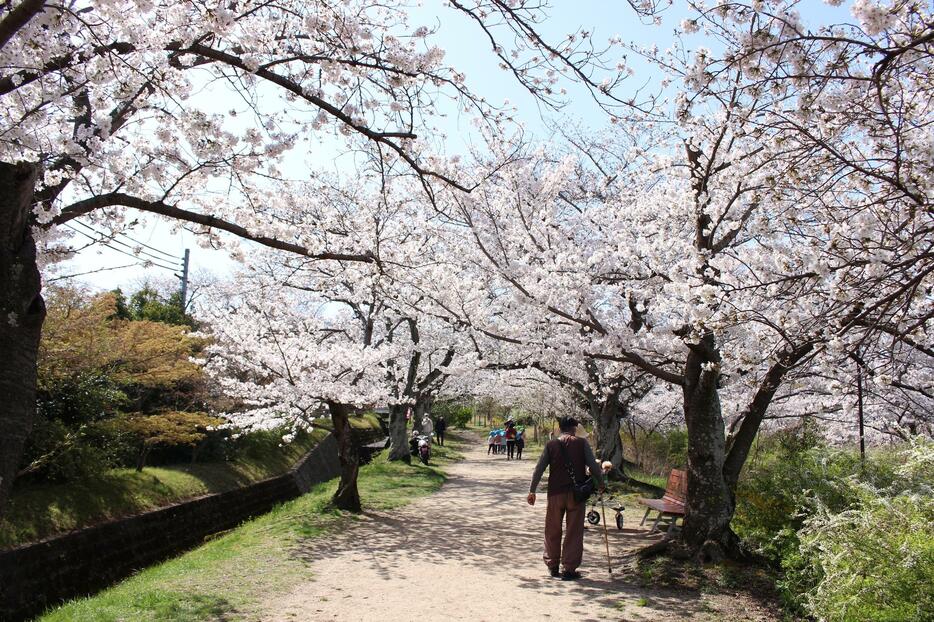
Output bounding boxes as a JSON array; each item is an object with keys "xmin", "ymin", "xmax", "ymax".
[
  {"xmin": 69, "ymin": 220, "xmax": 181, "ymax": 265},
  {"xmin": 62, "ymin": 224, "xmax": 180, "ymax": 272},
  {"xmin": 46, "ymin": 262, "xmax": 142, "ymax": 283},
  {"xmin": 63, "ymin": 223, "xmax": 181, "ymax": 271},
  {"xmin": 70, "ymin": 220, "xmax": 183, "ymax": 265},
  {"xmin": 106, "ymin": 226, "xmax": 183, "ymax": 262}
]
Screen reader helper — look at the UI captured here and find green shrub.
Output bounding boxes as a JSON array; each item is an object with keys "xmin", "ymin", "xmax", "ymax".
[
  {"xmin": 19, "ymin": 416, "xmax": 134, "ymax": 483},
  {"xmin": 431, "ymin": 401, "xmax": 473, "ymax": 429},
  {"xmin": 623, "ymin": 427, "xmax": 689, "ymax": 475},
  {"xmin": 229, "ymin": 427, "xmax": 311, "ymax": 460},
  {"xmin": 734, "ymin": 431, "xmax": 898, "ymax": 563},
  {"xmin": 20, "ymin": 286, "xmax": 209, "ymax": 484},
  {"xmin": 37, "ymin": 371, "xmax": 127, "ymax": 427},
  {"xmin": 791, "ymin": 441, "xmax": 934, "ymax": 622},
  {"xmin": 734, "ymin": 433, "xmax": 933, "ymax": 619}
]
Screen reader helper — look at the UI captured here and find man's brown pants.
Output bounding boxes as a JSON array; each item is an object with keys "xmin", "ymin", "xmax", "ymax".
[{"xmin": 543, "ymin": 491, "xmax": 585, "ymax": 572}]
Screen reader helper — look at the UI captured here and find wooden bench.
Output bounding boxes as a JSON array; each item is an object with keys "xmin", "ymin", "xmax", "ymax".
[{"xmin": 637, "ymin": 469, "xmax": 687, "ymax": 533}]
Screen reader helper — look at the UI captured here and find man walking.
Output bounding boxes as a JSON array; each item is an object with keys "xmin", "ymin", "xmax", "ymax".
[
  {"xmin": 527, "ymin": 416, "xmax": 604, "ymax": 580},
  {"xmin": 435, "ymin": 415, "xmax": 447, "ymax": 446}
]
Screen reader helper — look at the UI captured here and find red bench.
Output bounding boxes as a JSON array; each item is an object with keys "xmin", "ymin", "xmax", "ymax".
[{"xmin": 637, "ymin": 469, "xmax": 686, "ymax": 533}]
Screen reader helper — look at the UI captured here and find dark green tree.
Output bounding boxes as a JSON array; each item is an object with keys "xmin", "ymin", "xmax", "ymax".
[{"xmin": 109, "ymin": 286, "xmax": 194, "ymax": 327}]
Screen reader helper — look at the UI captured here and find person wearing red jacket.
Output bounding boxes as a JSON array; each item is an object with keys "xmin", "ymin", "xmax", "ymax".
[{"xmin": 504, "ymin": 420, "xmax": 518, "ymax": 459}]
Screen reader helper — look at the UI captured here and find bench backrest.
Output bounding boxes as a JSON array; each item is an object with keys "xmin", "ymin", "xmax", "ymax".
[{"xmin": 662, "ymin": 469, "xmax": 687, "ymax": 504}]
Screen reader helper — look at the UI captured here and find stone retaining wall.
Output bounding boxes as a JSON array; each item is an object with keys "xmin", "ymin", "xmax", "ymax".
[{"xmin": 0, "ymin": 433, "xmax": 349, "ymax": 622}]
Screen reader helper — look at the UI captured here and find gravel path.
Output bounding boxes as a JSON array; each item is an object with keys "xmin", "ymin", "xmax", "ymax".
[{"xmin": 259, "ymin": 435, "xmax": 779, "ymax": 622}]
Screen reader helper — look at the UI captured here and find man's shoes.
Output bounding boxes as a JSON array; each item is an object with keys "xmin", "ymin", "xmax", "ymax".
[
  {"xmin": 549, "ymin": 567, "xmax": 560, "ymax": 578},
  {"xmin": 561, "ymin": 570, "xmax": 583, "ymax": 581}
]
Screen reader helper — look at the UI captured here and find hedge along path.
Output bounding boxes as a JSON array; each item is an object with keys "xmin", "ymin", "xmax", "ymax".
[{"xmin": 260, "ymin": 436, "xmax": 780, "ymax": 622}]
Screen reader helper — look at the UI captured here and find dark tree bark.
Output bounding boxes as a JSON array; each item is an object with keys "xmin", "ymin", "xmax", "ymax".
[
  {"xmin": 723, "ymin": 343, "xmax": 814, "ymax": 491},
  {"xmin": 135, "ymin": 445, "xmax": 152, "ymax": 472},
  {"xmin": 387, "ymin": 403, "xmax": 411, "ymax": 462},
  {"xmin": 385, "ymin": 319, "xmax": 451, "ymax": 461},
  {"xmin": 635, "ymin": 339, "xmax": 815, "ymax": 562},
  {"xmin": 328, "ymin": 401, "xmax": 361, "ymax": 512},
  {"xmin": 0, "ymin": 161, "xmax": 43, "ymax": 519},
  {"xmin": 589, "ymin": 389, "xmax": 626, "ymax": 480},
  {"xmin": 679, "ymin": 334, "xmax": 740, "ymax": 560}
]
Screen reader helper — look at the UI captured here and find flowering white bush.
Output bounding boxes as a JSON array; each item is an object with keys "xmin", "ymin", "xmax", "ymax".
[{"xmin": 795, "ymin": 440, "xmax": 934, "ymax": 621}]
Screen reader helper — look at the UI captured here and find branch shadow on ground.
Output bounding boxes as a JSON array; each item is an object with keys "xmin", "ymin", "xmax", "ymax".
[{"xmin": 285, "ymin": 447, "xmax": 712, "ymax": 620}]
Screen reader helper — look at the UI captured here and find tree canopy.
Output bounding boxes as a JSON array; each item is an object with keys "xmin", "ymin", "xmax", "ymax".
[{"xmin": 1, "ymin": 0, "xmax": 931, "ymax": 557}]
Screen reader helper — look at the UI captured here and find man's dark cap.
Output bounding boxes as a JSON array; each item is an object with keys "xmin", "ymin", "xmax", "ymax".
[{"xmin": 558, "ymin": 415, "xmax": 579, "ymax": 431}]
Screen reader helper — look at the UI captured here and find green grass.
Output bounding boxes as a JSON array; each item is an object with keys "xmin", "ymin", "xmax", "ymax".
[
  {"xmin": 37, "ymin": 436, "xmax": 461, "ymax": 621},
  {"xmin": 316, "ymin": 411, "xmax": 384, "ymax": 433},
  {"xmin": 626, "ymin": 468, "xmax": 668, "ymax": 490},
  {"xmin": 0, "ymin": 424, "xmax": 361, "ymax": 548}
]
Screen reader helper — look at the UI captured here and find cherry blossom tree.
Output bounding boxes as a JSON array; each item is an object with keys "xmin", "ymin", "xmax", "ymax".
[
  {"xmin": 199, "ymin": 176, "xmax": 479, "ymax": 506},
  {"xmin": 426, "ymin": 14, "xmax": 933, "ymax": 551},
  {"xmin": 0, "ymin": 0, "xmax": 678, "ymax": 517},
  {"xmin": 0, "ymin": 0, "xmax": 504, "ymax": 515},
  {"xmin": 202, "ymin": 276, "xmax": 395, "ymax": 511},
  {"xmin": 0, "ymin": 0, "xmax": 669, "ymax": 518}
]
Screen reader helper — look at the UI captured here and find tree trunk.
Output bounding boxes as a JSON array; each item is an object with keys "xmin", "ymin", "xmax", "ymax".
[
  {"xmin": 625, "ymin": 418, "xmax": 643, "ymax": 468},
  {"xmin": 722, "ymin": 342, "xmax": 814, "ymax": 491},
  {"xmin": 679, "ymin": 335, "xmax": 740, "ymax": 560},
  {"xmin": 135, "ymin": 445, "xmax": 151, "ymax": 472},
  {"xmin": 0, "ymin": 162, "xmax": 43, "ymax": 519},
  {"xmin": 590, "ymin": 390, "xmax": 626, "ymax": 480},
  {"xmin": 387, "ymin": 404, "xmax": 411, "ymax": 462},
  {"xmin": 328, "ymin": 401, "xmax": 361, "ymax": 512}
]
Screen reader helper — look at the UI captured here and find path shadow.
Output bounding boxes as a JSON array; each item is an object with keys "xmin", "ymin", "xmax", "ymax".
[{"xmin": 284, "ymin": 443, "xmax": 709, "ymax": 619}]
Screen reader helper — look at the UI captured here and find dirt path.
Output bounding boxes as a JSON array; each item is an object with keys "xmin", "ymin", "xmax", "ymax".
[{"xmin": 259, "ymin": 435, "xmax": 779, "ymax": 622}]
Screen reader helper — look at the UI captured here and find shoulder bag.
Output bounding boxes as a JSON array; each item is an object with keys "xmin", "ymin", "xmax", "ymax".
[{"xmin": 557, "ymin": 438, "xmax": 595, "ymax": 503}]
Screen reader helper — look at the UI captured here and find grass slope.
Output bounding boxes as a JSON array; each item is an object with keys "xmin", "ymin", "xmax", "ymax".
[
  {"xmin": 2, "ymin": 414, "xmax": 384, "ymax": 549},
  {"xmin": 38, "ymin": 437, "xmax": 461, "ymax": 622}
]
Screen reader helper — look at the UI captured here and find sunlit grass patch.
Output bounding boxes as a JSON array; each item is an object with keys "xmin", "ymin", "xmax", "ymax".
[
  {"xmin": 39, "ymin": 436, "xmax": 462, "ymax": 621},
  {"xmin": 0, "ymin": 429, "xmax": 328, "ymax": 549}
]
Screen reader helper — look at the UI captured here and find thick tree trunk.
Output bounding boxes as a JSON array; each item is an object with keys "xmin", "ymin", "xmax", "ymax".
[
  {"xmin": 328, "ymin": 401, "xmax": 361, "ymax": 512},
  {"xmin": 590, "ymin": 390, "xmax": 626, "ymax": 480},
  {"xmin": 0, "ymin": 162, "xmax": 43, "ymax": 519},
  {"xmin": 387, "ymin": 404, "xmax": 411, "ymax": 462},
  {"xmin": 679, "ymin": 335, "xmax": 740, "ymax": 561}
]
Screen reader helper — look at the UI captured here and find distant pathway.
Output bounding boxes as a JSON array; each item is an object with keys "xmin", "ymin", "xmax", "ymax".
[{"xmin": 259, "ymin": 435, "xmax": 778, "ymax": 622}]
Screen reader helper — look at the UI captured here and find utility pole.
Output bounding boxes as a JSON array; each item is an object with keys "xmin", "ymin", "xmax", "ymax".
[
  {"xmin": 856, "ymin": 359, "xmax": 866, "ymax": 462},
  {"xmin": 178, "ymin": 248, "xmax": 190, "ymax": 312}
]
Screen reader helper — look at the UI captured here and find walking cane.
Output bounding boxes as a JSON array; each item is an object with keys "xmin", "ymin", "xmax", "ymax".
[{"xmin": 599, "ymin": 492, "xmax": 613, "ymax": 576}]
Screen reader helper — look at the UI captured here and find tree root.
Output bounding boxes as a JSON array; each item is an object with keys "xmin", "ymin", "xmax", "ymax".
[
  {"xmin": 698, "ymin": 539, "xmax": 726, "ymax": 564},
  {"xmin": 636, "ymin": 538, "xmax": 670, "ymax": 559},
  {"xmin": 637, "ymin": 530, "xmax": 745, "ymax": 563},
  {"xmin": 636, "ymin": 537, "xmax": 691, "ymax": 560}
]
